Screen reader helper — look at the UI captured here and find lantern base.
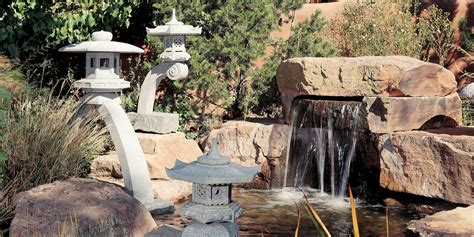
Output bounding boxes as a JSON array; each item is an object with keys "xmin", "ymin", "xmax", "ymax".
[
  {"xmin": 181, "ymin": 202, "xmax": 241, "ymax": 223},
  {"xmin": 182, "ymin": 221, "xmax": 239, "ymax": 237},
  {"xmin": 128, "ymin": 112, "xmax": 179, "ymax": 134},
  {"xmin": 145, "ymin": 199, "xmax": 175, "ymax": 215}
]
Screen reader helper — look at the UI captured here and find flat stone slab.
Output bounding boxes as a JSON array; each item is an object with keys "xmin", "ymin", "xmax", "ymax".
[
  {"xmin": 145, "ymin": 225, "xmax": 183, "ymax": 237},
  {"xmin": 378, "ymin": 128, "xmax": 474, "ymax": 205},
  {"xmin": 277, "ymin": 56, "xmax": 456, "ymax": 98},
  {"xmin": 407, "ymin": 206, "xmax": 474, "ymax": 236},
  {"xmin": 364, "ymin": 93, "xmax": 462, "ymax": 133},
  {"xmin": 128, "ymin": 112, "xmax": 179, "ymax": 134}
]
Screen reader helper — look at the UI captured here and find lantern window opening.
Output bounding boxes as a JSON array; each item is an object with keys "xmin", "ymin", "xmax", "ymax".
[
  {"xmin": 100, "ymin": 58, "xmax": 110, "ymax": 68},
  {"xmin": 90, "ymin": 57, "xmax": 95, "ymax": 68}
]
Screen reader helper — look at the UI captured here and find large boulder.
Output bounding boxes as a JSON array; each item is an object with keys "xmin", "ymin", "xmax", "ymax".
[
  {"xmin": 277, "ymin": 56, "xmax": 456, "ymax": 98},
  {"xmin": 378, "ymin": 128, "xmax": 474, "ymax": 205},
  {"xmin": 407, "ymin": 206, "xmax": 474, "ymax": 236},
  {"xmin": 10, "ymin": 178, "xmax": 156, "ymax": 237},
  {"xmin": 202, "ymin": 120, "xmax": 289, "ymax": 188}
]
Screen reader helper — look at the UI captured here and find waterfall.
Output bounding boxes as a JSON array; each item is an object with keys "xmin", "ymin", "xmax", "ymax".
[{"xmin": 284, "ymin": 99, "xmax": 364, "ymax": 198}]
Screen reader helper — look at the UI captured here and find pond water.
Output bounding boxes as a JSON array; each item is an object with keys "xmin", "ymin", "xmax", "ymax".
[{"xmin": 154, "ymin": 187, "xmax": 420, "ymax": 237}]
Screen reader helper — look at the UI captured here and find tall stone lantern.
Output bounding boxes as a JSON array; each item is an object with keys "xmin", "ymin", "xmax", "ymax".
[
  {"xmin": 59, "ymin": 31, "xmax": 173, "ymax": 214},
  {"xmin": 129, "ymin": 9, "xmax": 201, "ymax": 134},
  {"xmin": 166, "ymin": 139, "xmax": 259, "ymax": 237}
]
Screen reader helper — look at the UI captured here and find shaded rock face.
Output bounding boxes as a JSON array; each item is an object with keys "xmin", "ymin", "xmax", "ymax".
[
  {"xmin": 202, "ymin": 120, "xmax": 289, "ymax": 189},
  {"xmin": 91, "ymin": 132, "xmax": 201, "ymax": 203},
  {"xmin": 10, "ymin": 178, "xmax": 156, "ymax": 237},
  {"xmin": 364, "ymin": 93, "xmax": 462, "ymax": 133},
  {"xmin": 407, "ymin": 206, "xmax": 474, "ymax": 236},
  {"xmin": 378, "ymin": 129, "xmax": 474, "ymax": 205}
]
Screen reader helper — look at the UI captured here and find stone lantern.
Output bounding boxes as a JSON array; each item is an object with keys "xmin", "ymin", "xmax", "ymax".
[
  {"xmin": 59, "ymin": 31, "xmax": 173, "ymax": 214},
  {"xmin": 130, "ymin": 9, "xmax": 201, "ymax": 134},
  {"xmin": 146, "ymin": 9, "xmax": 201, "ymax": 62},
  {"xmin": 59, "ymin": 31, "xmax": 142, "ymax": 103},
  {"xmin": 166, "ymin": 139, "xmax": 259, "ymax": 237}
]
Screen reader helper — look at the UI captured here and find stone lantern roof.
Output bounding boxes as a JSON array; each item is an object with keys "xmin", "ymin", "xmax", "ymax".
[
  {"xmin": 58, "ymin": 31, "xmax": 143, "ymax": 53},
  {"xmin": 166, "ymin": 140, "xmax": 259, "ymax": 184},
  {"xmin": 146, "ymin": 9, "xmax": 202, "ymax": 36}
]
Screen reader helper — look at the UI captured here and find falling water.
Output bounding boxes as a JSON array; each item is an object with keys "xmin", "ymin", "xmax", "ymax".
[{"xmin": 283, "ymin": 99, "xmax": 365, "ymax": 198}]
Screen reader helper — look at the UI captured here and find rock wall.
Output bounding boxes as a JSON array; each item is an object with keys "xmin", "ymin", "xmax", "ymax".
[
  {"xmin": 202, "ymin": 120, "xmax": 289, "ymax": 189},
  {"xmin": 202, "ymin": 56, "xmax": 473, "ymax": 206},
  {"xmin": 277, "ymin": 56, "xmax": 461, "ymax": 132}
]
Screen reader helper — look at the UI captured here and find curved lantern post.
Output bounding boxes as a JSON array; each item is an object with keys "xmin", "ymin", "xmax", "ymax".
[
  {"xmin": 129, "ymin": 9, "xmax": 201, "ymax": 134},
  {"xmin": 59, "ymin": 31, "xmax": 173, "ymax": 214}
]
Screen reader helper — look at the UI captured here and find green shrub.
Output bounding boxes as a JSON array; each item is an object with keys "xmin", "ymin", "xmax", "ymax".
[
  {"xmin": 462, "ymin": 100, "xmax": 473, "ymax": 126},
  {"xmin": 417, "ymin": 4, "xmax": 454, "ymax": 65},
  {"xmin": 458, "ymin": 18, "xmax": 473, "ymax": 52},
  {"xmin": 326, "ymin": 1, "xmax": 453, "ymax": 64},
  {"xmin": 0, "ymin": 97, "xmax": 105, "ymax": 224},
  {"xmin": 245, "ymin": 11, "xmax": 336, "ymax": 117}
]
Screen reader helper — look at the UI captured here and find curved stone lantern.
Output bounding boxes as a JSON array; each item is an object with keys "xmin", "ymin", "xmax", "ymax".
[
  {"xmin": 166, "ymin": 139, "xmax": 259, "ymax": 237},
  {"xmin": 129, "ymin": 9, "xmax": 201, "ymax": 134},
  {"xmin": 59, "ymin": 31, "xmax": 173, "ymax": 214}
]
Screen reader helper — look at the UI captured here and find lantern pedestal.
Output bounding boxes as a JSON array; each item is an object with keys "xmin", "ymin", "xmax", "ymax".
[
  {"xmin": 182, "ymin": 222, "xmax": 239, "ymax": 237},
  {"xmin": 128, "ymin": 112, "xmax": 179, "ymax": 134}
]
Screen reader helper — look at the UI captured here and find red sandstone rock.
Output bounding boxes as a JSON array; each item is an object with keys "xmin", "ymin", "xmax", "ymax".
[
  {"xmin": 364, "ymin": 93, "xmax": 462, "ymax": 133},
  {"xmin": 407, "ymin": 206, "xmax": 474, "ymax": 236},
  {"xmin": 378, "ymin": 129, "xmax": 474, "ymax": 205}
]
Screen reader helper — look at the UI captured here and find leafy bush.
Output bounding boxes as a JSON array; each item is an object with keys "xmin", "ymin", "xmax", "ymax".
[
  {"xmin": 458, "ymin": 18, "xmax": 473, "ymax": 52},
  {"xmin": 0, "ymin": 97, "xmax": 105, "ymax": 223},
  {"xmin": 417, "ymin": 4, "xmax": 454, "ymax": 65},
  {"xmin": 0, "ymin": 1, "xmax": 140, "ymax": 87},
  {"xmin": 245, "ymin": 11, "xmax": 336, "ymax": 117},
  {"xmin": 326, "ymin": 1, "xmax": 453, "ymax": 65},
  {"xmin": 462, "ymin": 100, "xmax": 473, "ymax": 126},
  {"xmin": 138, "ymin": 1, "xmax": 307, "ymax": 135}
]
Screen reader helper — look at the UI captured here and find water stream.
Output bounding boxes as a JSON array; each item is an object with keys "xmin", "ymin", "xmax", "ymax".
[
  {"xmin": 284, "ymin": 99, "xmax": 365, "ymax": 198},
  {"xmin": 155, "ymin": 188, "xmax": 419, "ymax": 236}
]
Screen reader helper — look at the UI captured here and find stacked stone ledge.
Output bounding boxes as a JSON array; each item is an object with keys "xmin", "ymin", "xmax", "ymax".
[
  {"xmin": 274, "ymin": 56, "xmax": 472, "ymax": 205},
  {"xmin": 277, "ymin": 56, "xmax": 461, "ymax": 133}
]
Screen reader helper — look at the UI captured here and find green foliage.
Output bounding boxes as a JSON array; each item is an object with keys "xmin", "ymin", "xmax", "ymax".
[
  {"xmin": 0, "ymin": 55, "xmax": 28, "ymax": 182},
  {"xmin": 0, "ymin": 1, "xmax": 139, "ymax": 58},
  {"xmin": 327, "ymin": 1, "xmax": 422, "ymax": 57},
  {"xmin": 0, "ymin": 1, "xmax": 140, "ymax": 88},
  {"xmin": 0, "ymin": 97, "xmax": 105, "ymax": 223},
  {"xmin": 326, "ymin": 1, "xmax": 453, "ymax": 65},
  {"xmin": 417, "ymin": 5, "xmax": 454, "ymax": 65},
  {"xmin": 144, "ymin": 0, "xmax": 306, "ymax": 135},
  {"xmin": 458, "ymin": 18, "xmax": 473, "ymax": 52},
  {"xmin": 462, "ymin": 100, "xmax": 473, "ymax": 126},
  {"xmin": 245, "ymin": 11, "xmax": 336, "ymax": 117}
]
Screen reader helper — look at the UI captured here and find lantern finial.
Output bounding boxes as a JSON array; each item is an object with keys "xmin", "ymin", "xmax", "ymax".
[{"xmin": 166, "ymin": 8, "xmax": 183, "ymax": 25}]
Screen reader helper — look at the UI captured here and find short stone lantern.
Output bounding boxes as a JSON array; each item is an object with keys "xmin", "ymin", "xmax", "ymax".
[
  {"xmin": 129, "ymin": 9, "xmax": 201, "ymax": 134},
  {"xmin": 166, "ymin": 139, "xmax": 259, "ymax": 237},
  {"xmin": 147, "ymin": 9, "xmax": 201, "ymax": 62},
  {"xmin": 59, "ymin": 31, "xmax": 142, "ymax": 103},
  {"xmin": 59, "ymin": 31, "xmax": 174, "ymax": 214}
]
